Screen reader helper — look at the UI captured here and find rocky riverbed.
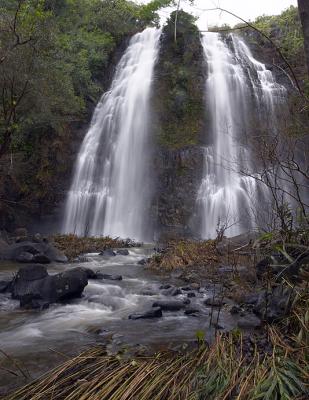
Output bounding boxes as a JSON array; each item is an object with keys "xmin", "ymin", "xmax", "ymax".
[{"xmin": 0, "ymin": 243, "xmax": 266, "ymax": 395}]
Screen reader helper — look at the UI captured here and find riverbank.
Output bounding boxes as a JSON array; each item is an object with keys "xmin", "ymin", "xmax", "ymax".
[
  {"xmin": 4, "ymin": 291, "xmax": 308, "ymax": 400},
  {"xmin": 1, "ymin": 231, "xmax": 308, "ymax": 397}
]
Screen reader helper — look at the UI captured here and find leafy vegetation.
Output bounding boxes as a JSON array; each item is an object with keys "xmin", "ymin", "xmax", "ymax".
[
  {"xmin": 0, "ymin": 0, "xmax": 174, "ymax": 229},
  {"xmin": 153, "ymin": 10, "xmax": 205, "ymax": 149}
]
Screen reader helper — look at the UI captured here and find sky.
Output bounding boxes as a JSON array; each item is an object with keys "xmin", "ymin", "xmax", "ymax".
[{"xmin": 136, "ymin": 0, "xmax": 298, "ymax": 29}]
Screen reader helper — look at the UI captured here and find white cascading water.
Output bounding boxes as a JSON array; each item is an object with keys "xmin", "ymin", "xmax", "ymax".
[
  {"xmin": 62, "ymin": 28, "xmax": 161, "ymax": 240},
  {"xmin": 197, "ymin": 33, "xmax": 286, "ymax": 238}
]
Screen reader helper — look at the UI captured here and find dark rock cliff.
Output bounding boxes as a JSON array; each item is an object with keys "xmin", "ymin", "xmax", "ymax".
[{"xmin": 152, "ymin": 11, "xmax": 205, "ymax": 239}]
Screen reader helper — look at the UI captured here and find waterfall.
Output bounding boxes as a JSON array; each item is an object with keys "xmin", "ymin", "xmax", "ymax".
[
  {"xmin": 62, "ymin": 27, "xmax": 161, "ymax": 240},
  {"xmin": 197, "ymin": 33, "xmax": 287, "ymax": 238}
]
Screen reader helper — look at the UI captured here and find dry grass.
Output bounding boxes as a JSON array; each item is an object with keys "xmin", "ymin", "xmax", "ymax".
[
  {"xmin": 51, "ymin": 234, "xmax": 139, "ymax": 260},
  {"xmin": 5, "ymin": 289, "xmax": 308, "ymax": 400},
  {"xmin": 148, "ymin": 240, "xmax": 218, "ymax": 271}
]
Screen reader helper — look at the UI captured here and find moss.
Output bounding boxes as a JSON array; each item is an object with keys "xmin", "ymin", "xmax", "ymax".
[{"xmin": 153, "ymin": 10, "xmax": 205, "ymax": 149}]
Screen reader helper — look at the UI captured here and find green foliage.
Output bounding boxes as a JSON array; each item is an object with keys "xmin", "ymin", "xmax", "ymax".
[
  {"xmin": 0, "ymin": 0, "xmax": 170, "ymax": 215},
  {"xmin": 0, "ymin": 0, "xmax": 170, "ymax": 155},
  {"xmin": 153, "ymin": 10, "xmax": 205, "ymax": 149}
]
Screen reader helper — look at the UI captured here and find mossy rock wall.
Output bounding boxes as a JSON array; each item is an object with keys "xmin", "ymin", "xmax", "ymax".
[{"xmin": 152, "ymin": 11, "xmax": 206, "ymax": 239}]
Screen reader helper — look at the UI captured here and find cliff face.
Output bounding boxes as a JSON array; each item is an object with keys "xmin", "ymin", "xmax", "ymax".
[
  {"xmin": 1, "ymin": 10, "xmax": 306, "ymax": 237},
  {"xmin": 152, "ymin": 11, "xmax": 206, "ymax": 239}
]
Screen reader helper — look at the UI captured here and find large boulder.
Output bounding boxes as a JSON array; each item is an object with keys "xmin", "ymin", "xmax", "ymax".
[
  {"xmin": 15, "ymin": 251, "xmax": 34, "ymax": 263},
  {"xmin": 11, "ymin": 265, "xmax": 88, "ymax": 307},
  {"xmin": 0, "ymin": 241, "xmax": 67, "ymax": 263},
  {"xmin": 254, "ymin": 285, "xmax": 295, "ymax": 322},
  {"xmin": 0, "ymin": 280, "xmax": 12, "ymax": 293}
]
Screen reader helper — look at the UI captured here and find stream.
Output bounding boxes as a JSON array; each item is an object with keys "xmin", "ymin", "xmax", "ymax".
[{"xmin": 0, "ymin": 246, "xmax": 239, "ymax": 394}]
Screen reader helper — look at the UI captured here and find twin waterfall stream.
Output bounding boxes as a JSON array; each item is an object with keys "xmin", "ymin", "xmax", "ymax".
[{"xmin": 63, "ymin": 28, "xmax": 286, "ymax": 240}]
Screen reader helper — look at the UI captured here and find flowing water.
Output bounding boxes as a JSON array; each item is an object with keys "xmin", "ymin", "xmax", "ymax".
[
  {"xmin": 197, "ymin": 33, "xmax": 287, "ymax": 238},
  {"xmin": 0, "ymin": 251, "xmax": 241, "ymax": 394},
  {"xmin": 62, "ymin": 28, "xmax": 161, "ymax": 241}
]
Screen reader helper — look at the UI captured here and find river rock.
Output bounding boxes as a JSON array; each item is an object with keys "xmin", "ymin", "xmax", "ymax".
[
  {"xmin": 254, "ymin": 285, "xmax": 294, "ymax": 322},
  {"xmin": 75, "ymin": 267, "xmax": 96, "ymax": 279},
  {"xmin": 137, "ymin": 258, "xmax": 147, "ymax": 265},
  {"xmin": 237, "ymin": 315, "xmax": 262, "ymax": 329},
  {"xmin": 11, "ymin": 265, "xmax": 88, "ymax": 307},
  {"xmin": 187, "ymin": 292, "xmax": 196, "ymax": 298},
  {"xmin": 161, "ymin": 287, "xmax": 181, "ymax": 296},
  {"xmin": 96, "ymin": 272, "xmax": 122, "ymax": 281},
  {"xmin": 32, "ymin": 253, "xmax": 51, "ymax": 264},
  {"xmin": 19, "ymin": 294, "xmax": 50, "ymax": 310},
  {"xmin": 100, "ymin": 249, "xmax": 116, "ymax": 257},
  {"xmin": 129, "ymin": 307, "xmax": 162, "ymax": 320},
  {"xmin": 0, "ymin": 241, "xmax": 68, "ymax": 263},
  {"xmin": 0, "ymin": 280, "xmax": 11, "ymax": 293},
  {"xmin": 32, "ymin": 233, "xmax": 43, "ymax": 243},
  {"xmin": 152, "ymin": 300, "xmax": 186, "ymax": 311},
  {"xmin": 160, "ymin": 284, "xmax": 171, "ymax": 290},
  {"xmin": 184, "ymin": 307, "xmax": 199, "ymax": 315},
  {"xmin": 141, "ymin": 290, "xmax": 156, "ymax": 296},
  {"xmin": 15, "ymin": 251, "xmax": 34, "ymax": 263},
  {"xmin": 117, "ymin": 249, "xmax": 129, "ymax": 256},
  {"xmin": 204, "ymin": 297, "xmax": 225, "ymax": 307}
]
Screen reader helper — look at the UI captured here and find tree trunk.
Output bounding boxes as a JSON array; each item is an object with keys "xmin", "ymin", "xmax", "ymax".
[{"xmin": 298, "ymin": 0, "xmax": 309, "ymax": 76}]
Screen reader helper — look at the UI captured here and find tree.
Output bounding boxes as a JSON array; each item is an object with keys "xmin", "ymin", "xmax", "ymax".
[{"xmin": 298, "ymin": 0, "xmax": 309, "ymax": 76}]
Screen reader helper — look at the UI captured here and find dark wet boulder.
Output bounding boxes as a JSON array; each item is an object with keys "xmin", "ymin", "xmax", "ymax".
[
  {"xmin": 230, "ymin": 305, "xmax": 242, "ymax": 314},
  {"xmin": 32, "ymin": 253, "xmax": 51, "ymax": 264},
  {"xmin": 243, "ymin": 293, "xmax": 259, "ymax": 305},
  {"xmin": 160, "ymin": 284, "xmax": 171, "ymax": 290},
  {"xmin": 0, "ymin": 241, "xmax": 67, "ymax": 263},
  {"xmin": 11, "ymin": 264, "xmax": 48, "ymax": 300},
  {"xmin": 11, "ymin": 265, "xmax": 88, "ymax": 307},
  {"xmin": 184, "ymin": 307, "xmax": 200, "ymax": 315},
  {"xmin": 96, "ymin": 272, "xmax": 122, "ymax": 281},
  {"xmin": 117, "ymin": 249, "xmax": 129, "ymax": 256},
  {"xmin": 20, "ymin": 294, "xmax": 49, "ymax": 310},
  {"xmin": 32, "ymin": 233, "xmax": 43, "ymax": 243},
  {"xmin": 141, "ymin": 290, "xmax": 156, "ymax": 296},
  {"xmin": 75, "ymin": 267, "xmax": 96, "ymax": 279},
  {"xmin": 204, "ymin": 297, "xmax": 225, "ymax": 307},
  {"xmin": 161, "ymin": 287, "xmax": 181, "ymax": 296},
  {"xmin": 99, "ymin": 249, "xmax": 116, "ymax": 257},
  {"xmin": 237, "ymin": 314, "xmax": 262, "ymax": 329},
  {"xmin": 0, "ymin": 280, "xmax": 12, "ymax": 293},
  {"xmin": 44, "ymin": 245, "xmax": 68, "ymax": 263},
  {"xmin": 187, "ymin": 292, "xmax": 196, "ymax": 298},
  {"xmin": 44, "ymin": 268, "xmax": 88, "ymax": 302},
  {"xmin": 129, "ymin": 307, "xmax": 162, "ymax": 320},
  {"xmin": 15, "ymin": 251, "xmax": 34, "ymax": 263},
  {"xmin": 137, "ymin": 258, "xmax": 147, "ymax": 266},
  {"xmin": 254, "ymin": 285, "xmax": 295, "ymax": 322},
  {"xmin": 152, "ymin": 300, "xmax": 186, "ymax": 311}
]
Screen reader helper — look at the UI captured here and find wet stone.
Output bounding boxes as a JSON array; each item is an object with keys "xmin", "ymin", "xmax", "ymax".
[
  {"xmin": 117, "ymin": 249, "xmax": 129, "ymax": 256},
  {"xmin": 152, "ymin": 300, "xmax": 186, "ymax": 311},
  {"xmin": 95, "ymin": 272, "xmax": 122, "ymax": 281},
  {"xmin": 129, "ymin": 307, "xmax": 162, "ymax": 320}
]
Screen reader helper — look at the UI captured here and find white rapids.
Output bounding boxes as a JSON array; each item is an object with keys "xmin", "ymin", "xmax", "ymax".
[
  {"xmin": 197, "ymin": 33, "xmax": 287, "ymax": 238},
  {"xmin": 62, "ymin": 28, "xmax": 161, "ymax": 241}
]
